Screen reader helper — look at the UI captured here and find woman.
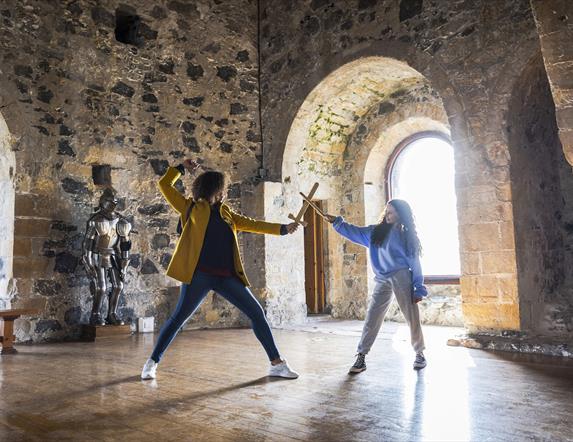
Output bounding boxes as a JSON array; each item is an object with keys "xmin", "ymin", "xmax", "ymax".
[
  {"xmin": 141, "ymin": 159, "xmax": 299, "ymax": 380},
  {"xmin": 325, "ymin": 199, "xmax": 427, "ymax": 373}
]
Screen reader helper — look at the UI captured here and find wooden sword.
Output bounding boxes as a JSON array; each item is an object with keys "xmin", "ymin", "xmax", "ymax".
[
  {"xmin": 299, "ymin": 192, "xmax": 327, "ymax": 219},
  {"xmin": 288, "ymin": 182, "xmax": 319, "ymax": 227}
]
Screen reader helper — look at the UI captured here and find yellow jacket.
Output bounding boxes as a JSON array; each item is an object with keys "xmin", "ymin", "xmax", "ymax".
[{"xmin": 158, "ymin": 166, "xmax": 282, "ymax": 286}]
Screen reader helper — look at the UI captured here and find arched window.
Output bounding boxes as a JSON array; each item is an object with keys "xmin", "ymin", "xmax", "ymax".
[{"xmin": 387, "ymin": 133, "xmax": 460, "ymax": 282}]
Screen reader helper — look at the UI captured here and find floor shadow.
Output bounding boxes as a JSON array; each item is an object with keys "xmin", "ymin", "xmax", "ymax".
[
  {"xmin": 141, "ymin": 375, "xmax": 279, "ymax": 401},
  {"xmin": 11, "ymin": 375, "xmax": 283, "ymax": 432},
  {"xmin": 472, "ymin": 350, "xmax": 573, "ymax": 382},
  {"xmin": 1, "ymin": 351, "xmax": 87, "ymax": 358},
  {"xmin": 487, "ymin": 350, "xmax": 573, "ymax": 367}
]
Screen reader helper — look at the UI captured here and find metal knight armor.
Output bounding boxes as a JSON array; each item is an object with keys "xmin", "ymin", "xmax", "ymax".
[{"xmin": 81, "ymin": 189, "xmax": 132, "ymax": 326}]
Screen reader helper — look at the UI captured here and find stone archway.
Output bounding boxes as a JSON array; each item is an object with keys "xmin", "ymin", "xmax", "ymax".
[
  {"xmin": 508, "ymin": 53, "xmax": 573, "ymax": 336},
  {"xmin": 0, "ymin": 111, "xmax": 15, "ymax": 309},
  {"xmin": 263, "ymin": 51, "xmax": 529, "ymax": 333},
  {"xmin": 349, "ymin": 102, "xmax": 462, "ymax": 326},
  {"xmin": 263, "ymin": 56, "xmax": 461, "ymax": 323}
]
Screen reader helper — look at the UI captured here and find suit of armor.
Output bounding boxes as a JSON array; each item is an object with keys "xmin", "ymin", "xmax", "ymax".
[{"xmin": 82, "ymin": 190, "xmax": 132, "ymax": 326}]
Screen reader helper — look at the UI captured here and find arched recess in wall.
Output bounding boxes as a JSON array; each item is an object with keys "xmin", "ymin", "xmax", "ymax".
[
  {"xmin": 263, "ymin": 56, "xmax": 460, "ymax": 325},
  {"xmin": 507, "ymin": 53, "xmax": 573, "ymax": 336},
  {"xmin": 345, "ymin": 97, "xmax": 462, "ymax": 326},
  {"xmin": 379, "ymin": 132, "xmax": 463, "ymax": 326},
  {"xmin": 0, "ymin": 111, "xmax": 15, "ymax": 309}
]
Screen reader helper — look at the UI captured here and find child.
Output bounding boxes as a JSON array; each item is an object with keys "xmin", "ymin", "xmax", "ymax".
[{"xmin": 325, "ymin": 199, "xmax": 427, "ymax": 373}]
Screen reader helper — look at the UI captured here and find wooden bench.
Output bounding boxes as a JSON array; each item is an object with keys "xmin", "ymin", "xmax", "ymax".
[{"xmin": 0, "ymin": 309, "xmax": 39, "ymax": 354}]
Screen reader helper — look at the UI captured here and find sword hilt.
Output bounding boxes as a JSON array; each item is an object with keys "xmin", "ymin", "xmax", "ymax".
[{"xmin": 288, "ymin": 213, "xmax": 308, "ymax": 227}]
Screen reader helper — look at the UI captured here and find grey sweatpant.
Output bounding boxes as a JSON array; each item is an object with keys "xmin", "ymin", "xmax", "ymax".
[{"xmin": 357, "ymin": 268, "xmax": 425, "ymax": 354}]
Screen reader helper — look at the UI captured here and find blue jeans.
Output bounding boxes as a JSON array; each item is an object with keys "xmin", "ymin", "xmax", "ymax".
[{"xmin": 150, "ymin": 271, "xmax": 280, "ymax": 363}]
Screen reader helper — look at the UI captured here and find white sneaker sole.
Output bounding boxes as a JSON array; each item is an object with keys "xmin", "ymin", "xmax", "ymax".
[{"xmin": 269, "ymin": 372, "xmax": 299, "ymax": 379}]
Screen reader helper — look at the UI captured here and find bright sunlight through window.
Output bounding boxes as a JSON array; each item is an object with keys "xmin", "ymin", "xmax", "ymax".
[{"xmin": 390, "ymin": 136, "xmax": 460, "ymax": 277}]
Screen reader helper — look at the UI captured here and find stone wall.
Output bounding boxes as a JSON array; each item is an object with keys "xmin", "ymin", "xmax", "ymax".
[
  {"xmin": 1, "ymin": 0, "xmax": 572, "ymax": 342},
  {"xmin": 259, "ymin": 0, "xmax": 540, "ymax": 331},
  {"xmin": 529, "ymin": 0, "xmax": 573, "ymax": 337},
  {"xmin": 385, "ymin": 284, "xmax": 463, "ymax": 326},
  {"xmin": 0, "ymin": 0, "xmax": 263, "ymax": 341}
]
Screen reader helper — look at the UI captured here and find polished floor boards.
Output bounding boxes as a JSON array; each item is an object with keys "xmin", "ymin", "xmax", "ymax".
[{"xmin": 1, "ymin": 321, "xmax": 572, "ymax": 441}]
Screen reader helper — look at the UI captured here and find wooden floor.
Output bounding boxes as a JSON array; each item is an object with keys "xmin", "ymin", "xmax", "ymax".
[{"xmin": 1, "ymin": 321, "xmax": 572, "ymax": 441}]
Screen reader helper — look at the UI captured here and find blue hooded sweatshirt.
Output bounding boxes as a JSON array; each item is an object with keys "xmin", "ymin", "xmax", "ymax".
[{"xmin": 332, "ymin": 216, "xmax": 428, "ymax": 298}]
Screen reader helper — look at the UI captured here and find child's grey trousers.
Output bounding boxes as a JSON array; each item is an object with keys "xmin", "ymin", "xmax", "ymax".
[{"xmin": 357, "ymin": 268, "xmax": 425, "ymax": 354}]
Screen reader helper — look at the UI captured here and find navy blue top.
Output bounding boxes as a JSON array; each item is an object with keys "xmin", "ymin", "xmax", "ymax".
[
  {"xmin": 197, "ymin": 204, "xmax": 236, "ymax": 276},
  {"xmin": 196, "ymin": 203, "xmax": 289, "ymax": 277},
  {"xmin": 177, "ymin": 164, "xmax": 289, "ymax": 277}
]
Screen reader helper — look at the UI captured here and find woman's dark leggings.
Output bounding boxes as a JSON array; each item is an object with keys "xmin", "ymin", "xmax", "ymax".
[{"xmin": 150, "ymin": 271, "xmax": 280, "ymax": 363}]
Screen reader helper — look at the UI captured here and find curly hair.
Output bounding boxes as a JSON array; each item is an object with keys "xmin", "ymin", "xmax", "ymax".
[
  {"xmin": 370, "ymin": 199, "xmax": 422, "ymax": 257},
  {"xmin": 191, "ymin": 171, "xmax": 227, "ymax": 204}
]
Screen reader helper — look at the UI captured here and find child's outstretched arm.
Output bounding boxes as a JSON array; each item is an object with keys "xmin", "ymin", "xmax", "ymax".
[{"xmin": 324, "ymin": 214, "xmax": 373, "ymax": 248}]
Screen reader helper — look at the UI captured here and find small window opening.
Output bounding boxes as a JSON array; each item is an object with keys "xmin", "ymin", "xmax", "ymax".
[
  {"xmin": 92, "ymin": 164, "xmax": 112, "ymax": 186},
  {"xmin": 115, "ymin": 8, "xmax": 142, "ymax": 46}
]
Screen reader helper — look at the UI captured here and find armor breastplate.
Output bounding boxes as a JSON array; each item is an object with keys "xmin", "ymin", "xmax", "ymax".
[{"xmin": 93, "ymin": 217, "xmax": 120, "ymax": 252}]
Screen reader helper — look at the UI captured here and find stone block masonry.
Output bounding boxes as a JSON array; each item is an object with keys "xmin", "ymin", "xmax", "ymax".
[{"xmin": 0, "ymin": 0, "xmax": 263, "ymax": 341}]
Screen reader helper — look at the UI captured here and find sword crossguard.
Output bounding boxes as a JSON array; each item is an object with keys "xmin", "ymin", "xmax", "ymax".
[
  {"xmin": 287, "ymin": 182, "xmax": 319, "ymax": 227},
  {"xmin": 288, "ymin": 213, "xmax": 308, "ymax": 227}
]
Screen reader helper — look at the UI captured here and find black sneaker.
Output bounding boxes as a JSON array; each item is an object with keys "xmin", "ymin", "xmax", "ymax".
[
  {"xmin": 349, "ymin": 353, "xmax": 367, "ymax": 374},
  {"xmin": 413, "ymin": 352, "xmax": 427, "ymax": 370}
]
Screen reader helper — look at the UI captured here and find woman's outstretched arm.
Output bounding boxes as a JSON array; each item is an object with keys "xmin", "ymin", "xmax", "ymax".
[{"xmin": 229, "ymin": 209, "xmax": 298, "ymax": 236}]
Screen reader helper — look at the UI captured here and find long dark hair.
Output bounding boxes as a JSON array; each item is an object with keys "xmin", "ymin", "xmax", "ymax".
[
  {"xmin": 370, "ymin": 199, "xmax": 422, "ymax": 256},
  {"xmin": 192, "ymin": 171, "xmax": 227, "ymax": 204}
]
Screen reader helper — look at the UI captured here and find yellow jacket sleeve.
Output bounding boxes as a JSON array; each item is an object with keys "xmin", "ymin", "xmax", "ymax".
[
  {"xmin": 158, "ymin": 166, "xmax": 189, "ymax": 214},
  {"xmin": 229, "ymin": 209, "xmax": 282, "ymax": 235}
]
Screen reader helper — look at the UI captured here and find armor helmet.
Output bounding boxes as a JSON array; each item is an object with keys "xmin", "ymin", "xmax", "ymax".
[{"xmin": 99, "ymin": 188, "xmax": 118, "ymax": 213}]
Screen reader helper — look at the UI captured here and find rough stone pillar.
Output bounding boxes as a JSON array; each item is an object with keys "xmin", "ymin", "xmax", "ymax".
[
  {"xmin": 456, "ymin": 136, "xmax": 520, "ymax": 332},
  {"xmin": 531, "ymin": 0, "xmax": 573, "ymax": 166},
  {"xmin": 239, "ymin": 180, "xmax": 267, "ymax": 296},
  {"xmin": 330, "ymin": 190, "xmax": 369, "ymax": 320},
  {"xmin": 262, "ymin": 181, "xmax": 306, "ymax": 325}
]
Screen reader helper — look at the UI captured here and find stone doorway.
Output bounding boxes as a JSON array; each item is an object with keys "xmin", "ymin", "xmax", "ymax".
[{"xmin": 303, "ymin": 199, "xmax": 326, "ymax": 315}]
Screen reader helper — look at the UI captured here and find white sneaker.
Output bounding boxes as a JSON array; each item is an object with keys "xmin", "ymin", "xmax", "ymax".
[
  {"xmin": 141, "ymin": 358, "xmax": 158, "ymax": 380},
  {"xmin": 268, "ymin": 360, "xmax": 299, "ymax": 379}
]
